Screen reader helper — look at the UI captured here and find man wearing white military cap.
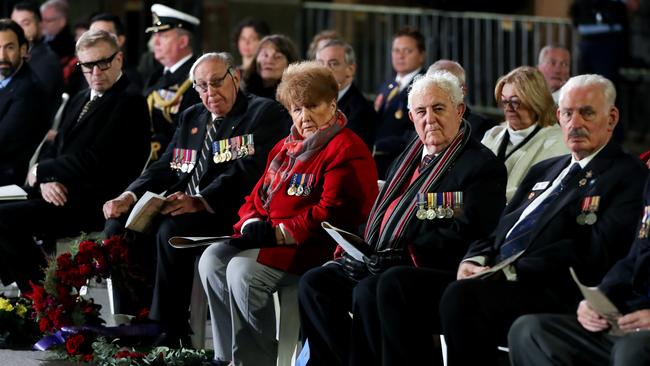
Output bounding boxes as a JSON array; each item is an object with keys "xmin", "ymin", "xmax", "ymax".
[{"xmin": 144, "ymin": 3, "xmax": 201, "ymax": 163}]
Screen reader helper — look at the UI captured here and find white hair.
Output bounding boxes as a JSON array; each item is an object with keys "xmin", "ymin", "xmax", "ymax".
[
  {"xmin": 427, "ymin": 59, "xmax": 466, "ymax": 85},
  {"xmin": 558, "ymin": 74, "xmax": 616, "ymax": 107},
  {"xmin": 189, "ymin": 52, "xmax": 235, "ymax": 83},
  {"xmin": 408, "ymin": 71, "xmax": 464, "ymax": 108}
]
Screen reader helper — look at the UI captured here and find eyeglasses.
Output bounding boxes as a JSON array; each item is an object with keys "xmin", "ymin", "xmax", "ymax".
[
  {"xmin": 500, "ymin": 98, "xmax": 522, "ymax": 111},
  {"xmin": 193, "ymin": 69, "xmax": 232, "ymax": 94},
  {"xmin": 77, "ymin": 52, "xmax": 118, "ymax": 73}
]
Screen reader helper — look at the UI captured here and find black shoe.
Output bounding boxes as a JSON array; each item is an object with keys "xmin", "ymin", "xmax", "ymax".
[{"xmin": 152, "ymin": 331, "xmax": 193, "ymax": 349}]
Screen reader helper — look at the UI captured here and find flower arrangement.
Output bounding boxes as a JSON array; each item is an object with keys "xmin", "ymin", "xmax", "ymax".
[
  {"xmin": 0, "ymin": 296, "xmax": 39, "ymax": 348},
  {"xmin": 28, "ymin": 236, "xmax": 129, "ymax": 361},
  {"xmin": 26, "ymin": 235, "xmax": 212, "ymax": 365}
]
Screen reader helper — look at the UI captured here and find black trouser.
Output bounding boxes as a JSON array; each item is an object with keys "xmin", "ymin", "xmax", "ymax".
[
  {"xmin": 509, "ymin": 313, "xmax": 650, "ymax": 366},
  {"xmin": 439, "ymin": 279, "xmax": 571, "ymax": 366},
  {"xmin": 376, "ymin": 266, "xmax": 455, "ymax": 366},
  {"xmin": 298, "ymin": 263, "xmax": 381, "ymax": 366},
  {"xmin": 0, "ymin": 195, "xmax": 104, "ymax": 292},
  {"xmin": 106, "ymin": 210, "xmax": 231, "ymax": 336}
]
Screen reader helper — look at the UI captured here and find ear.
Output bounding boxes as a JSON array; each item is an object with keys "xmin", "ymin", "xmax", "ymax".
[
  {"xmin": 19, "ymin": 43, "xmax": 27, "ymax": 59},
  {"xmin": 408, "ymin": 110, "xmax": 415, "ymax": 124},
  {"xmin": 178, "ymin": 33, "xmax": 190, "ymax": 49},
  {"xmin": 231, "ymin": 67, "xmax": 241, "ymax": 89},
  {"xmin": 607, "ymin": 105, "xmax": 619, "ymax": 132},
  {"xmin": 346, "ymin": 63, "xmax": 356, "ymax": 80},
  {"xmin": 456, "ymin": 102, "xmax": 466, "ymax": 120}
]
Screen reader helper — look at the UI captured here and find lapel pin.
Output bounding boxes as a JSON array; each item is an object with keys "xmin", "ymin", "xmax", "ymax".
[
  {"xmin": 579, "ymin": 178, "xmax": 587, "ymax": 187},
  {"xmin": 191, "ymin": 127, "xmax": 198, "ymax": 135}
]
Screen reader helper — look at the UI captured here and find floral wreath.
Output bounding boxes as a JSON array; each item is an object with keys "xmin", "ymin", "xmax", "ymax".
[{"xmin": 17, "ymin": 235, "xmax": 211, "ymax": 365}]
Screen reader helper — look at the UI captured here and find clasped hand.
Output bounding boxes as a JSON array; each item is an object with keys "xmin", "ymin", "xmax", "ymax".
[
  {"xmin": 229, "ymin": 221, "xmax": 277, "ymax": 249},
  {"xmin": 40, "ymin": 182, "xmax": 69, "ymax": 206},
  {"xmin": 340, "ymin": 249, "xmax": 407, "ymax": 280}
]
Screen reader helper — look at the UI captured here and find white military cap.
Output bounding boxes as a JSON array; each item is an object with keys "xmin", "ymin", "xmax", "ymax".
[{"xmin": 145, "ymin": 3, "xmax": 200, "ymax": 33}]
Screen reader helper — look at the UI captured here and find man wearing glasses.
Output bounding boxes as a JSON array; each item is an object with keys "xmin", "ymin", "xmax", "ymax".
[
  {"xmin": 143, "ymin": 3, "xmax": 201, "ymax": 162},
  {"xmin": 102, "ymin": 52, "xmax": 290, "ymax": 345},
  {"xmin": 0, "ymin": 29, "xmax": 150, "ymax": 294}
]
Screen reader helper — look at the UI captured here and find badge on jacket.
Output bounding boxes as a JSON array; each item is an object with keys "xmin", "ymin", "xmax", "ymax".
[
  {"xmin": 212, "ymin": 134, "xmax": 255, "ymax": 164},
  {"xmin": 287, "ymin": 173, "xmax": 315, "ymax": 197},
  {"xmin": 170, "ymin": 148, "xmax": 196, "ymax": 172},
  {"xmin": 577, "ymin": 195, "xmax": 600, "ymax": 225}
]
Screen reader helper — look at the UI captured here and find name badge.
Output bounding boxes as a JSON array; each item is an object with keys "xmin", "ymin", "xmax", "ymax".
[{"xmin": 532, "ymin": 181, "xmax": 550, "ymax": 191}]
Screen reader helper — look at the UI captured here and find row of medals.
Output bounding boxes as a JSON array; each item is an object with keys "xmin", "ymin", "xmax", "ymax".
[
  {"xmin": 213, "ymin": 144, "xmax": 250, "ymax": 164},
  {"xmin": 416, "ymin": 205, "xmax": 454, "ymax": 220},
  {"xmin": 576, "ymin": 196, "xmax": 599, "ymax": 225},
  {"xmin": 287, "ymin": 183, "xmax": 311, "ymax": 196},
  {"xmin": 170, "ymin": 149, "xmax": 196, "ymax": 172}
]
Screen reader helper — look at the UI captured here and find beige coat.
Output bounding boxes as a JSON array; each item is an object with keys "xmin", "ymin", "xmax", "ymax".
[{"xmin": 481, "ymin": 123, "xmax": 570, "ymax": 202}]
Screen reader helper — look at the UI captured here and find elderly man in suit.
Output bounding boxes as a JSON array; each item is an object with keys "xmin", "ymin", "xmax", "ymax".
[
  {"xmin": 143, "ymin": 3, "xmax": 201, "ymax": 162},
  {"xmin": 0, "ymin": 19, "xmax": 48, "ymax": 186},
  {"xmin": 299, "ymin": 71, "xmax": 507, "ymax": 366},
  {"xmin": 315, "ymin": 39, "xmax": 378, "ymax": 149},
  {"xmin": 437, "ymin": 74, "xmax": 648, "ymax": 366},
  {"xmin": 0, "ymin": 29, "xmax": 150, "ymax": 293},
  {"xmin": 509, "ymin": 178, "xmax": 650, "ymax": 366},
  {"xmin": 102, "ymin": 52, "xmax": 290, "ymax": 344}
]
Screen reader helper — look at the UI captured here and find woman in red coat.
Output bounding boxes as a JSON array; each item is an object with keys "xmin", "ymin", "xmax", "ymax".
[{"xmin": 198, "ymin": 61, "xmax": 378, "ymax": 366}]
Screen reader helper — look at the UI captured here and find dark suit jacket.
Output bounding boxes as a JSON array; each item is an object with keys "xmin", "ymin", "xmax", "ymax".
[
  {"xmin": 144, "ymin": 57, "xmax": 201, "ymax": 156},
  {"xmin": 127, "ymin": 92, "xmax": 291, "ymax": 226},
  {"xmin": 45, "ymin": 25, "xmax": 75, "ymax": 62},
  {"xmin": 28, "ymin": 39, "xmax": 64, "ymax": 120},
  {"xmin": 373, "ymin": 68, "xmax": 425, "ymax": 156},
  {"xmin": 599, "ymin": 178, "xmax": 650, "ymax": 313},
  {"xmin": 0, "ymin": 63, "xmax": 48, "ymax": 185},
  {"xmin": 339, "ymin": 83, "xmax": 378, "ymax": 149},
  {"xmin": 37, "ymin": 75, "xmax": 151, "ymax": 206},
  {"xmin": 465, "ymin": 141, "xmax": 647, "ymax": 305},
  {"xmin": 372, "ymin": 136, "xmax": 507, "ymax": 272},
  {"xmin": 464, "ymin": 106, "xmax": 496, "ymax": 141}
]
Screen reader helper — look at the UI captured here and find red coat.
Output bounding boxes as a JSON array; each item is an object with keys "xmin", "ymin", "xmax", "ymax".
[{"xmin": 234, "ymin": 128, "xmax": 378, "ymax": 275}]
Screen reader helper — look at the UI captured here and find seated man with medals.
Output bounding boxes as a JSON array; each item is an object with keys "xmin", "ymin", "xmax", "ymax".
[
  {"xmin": 432, "ymin": 74, "xmax": 648, "ymax": 366},
  {"xmin": 102, "ymin": 52, "xmax": 291, "ymax": 344},
  {"xmin": 509, "ymin": 178, "xmax": 650, "ymax": 366},
  {"xmin": 298, "ymin": 71, "xmax": 508, "ymax": 366},
  {"xmin": 197, "ymin": 61, "xmax": 379, "ymax": 366}
]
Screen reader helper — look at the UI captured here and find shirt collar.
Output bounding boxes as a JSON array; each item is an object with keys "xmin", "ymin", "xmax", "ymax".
[
  {"xmin": 337, "ymin": 83, "xmax": 352, "ymax": 101},
  {"xmin": 396, "ymin": 68, "xmax": 420, "ymax": 92},
  {"xmin": 165, "ymin": 53, "xmax": 193, "ymax": 74},
  {"xmin": 0, "ymin": 76, "xmax": 13, "ymax": 89},
  {"xmin": 571, "ymin": 143, "xmax": 607, "ymax": 169}
]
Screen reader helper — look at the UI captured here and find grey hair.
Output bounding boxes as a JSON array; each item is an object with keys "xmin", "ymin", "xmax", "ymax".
[
  {"xmin": 408, "ymin": 71, "xmax": 464, "ymax": 107},
  {"xmin": 76, "ymin": 29, "xmax": 119, "ymax": 53},
  {"xmin": 427, "ymin": 59, "xmax": 465, "ymax": 85},
  {"xmin": 559, "ymin": 74, "xmax": 616, "ymax": 107},
  {"xmin": 537, "ymin": 44, "xmax": 570, "ymax": 65},
  {"xmin": 317, "ymin": 39, "xmax": 356, "ymax": 65},
  {"xmin": 40, "ymin": 0, "xmax": 68, "ymax": 17},
  {"xmin": 189, "ymin": 52, "xmax": 235, "ymax": 83}
]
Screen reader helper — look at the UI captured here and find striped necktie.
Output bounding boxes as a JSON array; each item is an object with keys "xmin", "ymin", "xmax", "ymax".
[
  {"xmin": 77, "ymin": 95, "xmax": 98, "ymax": 123},
  {"xmin": 186, "ymin": 117, "xmax": 221, "ymax": 195},
  {"xmin": 499, "ymin": 163, "xmax": 582, "ymax": 260}
]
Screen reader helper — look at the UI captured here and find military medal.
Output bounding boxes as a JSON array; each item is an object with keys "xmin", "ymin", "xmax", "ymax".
[
  {"xmin": 444, "ymin": 192, "xmax": 454, "ymax": 218},
  {"xmin": 171, "ymin": 148, "xmax": 180, "ymax": 170},
  {"xmin": 452, "ymin": 191, "xmax": 463, "ymax": 217},
  {"xmin": 578, "ymin": 178, "xmax": 587, "ymax": 187},
  {"xmin": 180, "ymin": 149, "xmax": 190, "ymax": 172},
  {"xmin": 436, "ymin": 192, "xmax": 446, "ymax": 219},
  {"xmin": 416, "ymin": 193, "xmax": 427, "ymax": 220},
  {"xmin": 247, "ymin": 134, "xmax": 255, "ymax": 155},
  {"xmin": 304, "ymin": 174, "xmax": 313, "ymax": 196},
  {"xmin": 394, "ymin": 108, "xmax": 403, "ymax": 119},
  {"xmin": 187, "ymin": 150, "xmax": 196, "ymax": 172},
  {"xmin": 287, "ymin": 174, "xmax": 298, "ymax": 196},
  {"xmin": 224, "ymin": 139, "xmax": 232, "ymax": 162},
  {"xmin": 234, "ymin": 136, "xmax": 243, "ymax": 158},
  {"xmin": 638, "ymin": 206, "xmax": 650, "ymax": 239},
  {"xmin": 584, "ymin": 196, "xmax": 600, "ymax": 225},
  {"xmin": 212, "ymin": 141, "xmax": 221, "ymax": 163},
  {"xmin": 426, "ymin": 193, "xmax": 436, "ymax": 220},
  {"xmin": 296, "ymin": 174, "xmax": 306, "ymax": 196}
]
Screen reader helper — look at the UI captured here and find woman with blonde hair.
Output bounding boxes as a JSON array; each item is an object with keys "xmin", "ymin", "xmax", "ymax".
[{"xmin": 482, "ymin": 66, "xmax": 569, "ymax": 201}]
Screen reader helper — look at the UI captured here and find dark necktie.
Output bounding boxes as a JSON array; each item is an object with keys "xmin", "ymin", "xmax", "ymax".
[
  {"xmin": 186, "ymin": 117, "xmax": 221, "ymax": 195},
  {"xmin": 419, "ymin": 153, "xmax": 434, "ymax": 173},
  {"xmin": 499, "ymin": 163, "xmax": 582, "ymax": 260},
  {"xmin": 77, "ymin": 95, "xmax": 98, "ymax": 123}
]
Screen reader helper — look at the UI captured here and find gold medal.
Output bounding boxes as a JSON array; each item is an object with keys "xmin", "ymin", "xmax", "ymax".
[
  {"xmin": 394, "ymin": 109, "xmax": 403, "ymax": 119},
  {"xmin": 287, "ymin": 185, "xmax": 296, "ymax": 196},
  {"xmin": 578, "ymin": 178, "xmax": 587, "ymax": 187},
  {"xmin": 416, "ymin": 208, "xmax": 427, "ymax": 220},
  {"xmin": 213, "ymin": 153, "xmax": 221, "ymax": 164},
  {"xmin": 426, "ymin": 208, "xmax": 436, "ymax": 220},
  {"xmin": 224, "ymin": 150, "xmax": 232, "ymax": 161}
]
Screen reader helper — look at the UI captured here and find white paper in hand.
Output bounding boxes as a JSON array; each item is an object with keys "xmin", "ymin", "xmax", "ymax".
[
  {"xmin": 168, "ymin": 236, "xmax": 234, "ymax": 249},
  {"xmin": 321, "ymin": 221, "xmax": 370, "ymax": 261}
]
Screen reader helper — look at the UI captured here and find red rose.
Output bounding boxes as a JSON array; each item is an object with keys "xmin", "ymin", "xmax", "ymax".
[
  {"xmin": 57, "ymin": 253, "xmax": 74, "ymax": 270},
  {"xmin": 115, "ymin": 350, "xmax": 131, "ymax": 358},
  {"xmin": 78, "ymin": 263, "xmax": 93, "ymax": 277},
  {"xmin": 38, "ymin": 317, "xmax": 51, "ymax": 333},
  {"xmin": 78, "ymin": 241, "xmax": 98, "ymax": 253},
  {"xmin": 81, "ymin": 353, "xmax": 93, "ymax": 362},
  {"xmin": 65, "ymin": 333, "xmax": 85, "ymax": 355}
]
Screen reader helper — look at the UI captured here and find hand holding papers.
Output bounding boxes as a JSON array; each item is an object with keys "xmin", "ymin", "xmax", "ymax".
[
  {"xmin": 125, "ymin": 191, "xmax": 166, "ymax": 233},
  {"xmin": 570, "ymin": 267, "xmax": 624, "ymax": 336},
  {"xmin": 0, "ymin": 185, "xmax": 27, "ymax": 200},
  {"xmin": 321, "ymin": 221, "xmax": 371, "ymax": 262}
]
